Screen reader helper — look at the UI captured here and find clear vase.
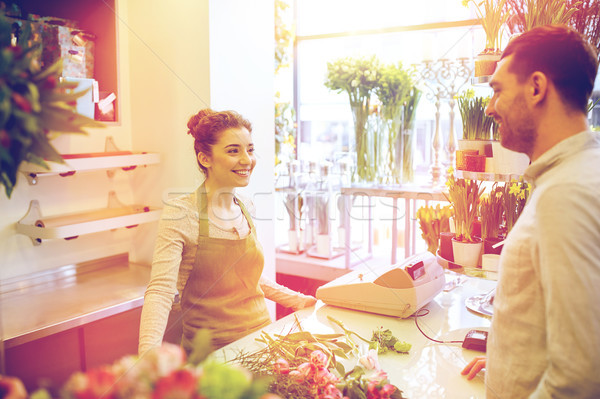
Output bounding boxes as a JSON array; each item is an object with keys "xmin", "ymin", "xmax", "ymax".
[
  {"xmin": 396, "ymin": 128, "xmax": 415, "ymax": 184},
  {"xmin": 351, "ymin": 102, "xmax": 371, "ymax": 184}
]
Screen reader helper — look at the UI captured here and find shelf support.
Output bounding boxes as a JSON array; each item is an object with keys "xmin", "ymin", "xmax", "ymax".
[{"xmin": 17, "ymin": 200, "xmax": 44, "ymax": 246}]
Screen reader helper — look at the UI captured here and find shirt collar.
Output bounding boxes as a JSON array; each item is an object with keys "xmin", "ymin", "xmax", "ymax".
[{"xmin": 523, "ymin": 130, "xmax": 600, "ymax": 186}]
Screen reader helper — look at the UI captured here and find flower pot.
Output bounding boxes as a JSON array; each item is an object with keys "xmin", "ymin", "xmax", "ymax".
[
  {"xmin": 458, "ymin": 139, "xmax": 493, "ymax": 156},
  {"xmin": 456, "ymin": 149, "xmax": 478, "ymax": 170},
  {"xmin": 451, "ymin": 238, "xmax": 483, "ymax": 268},
  {"xmin": 439, "ymin": 232, "xmax": 455, "ymax": 262},
  {"xmin": 492, "ymin": 141, "xmax": 530, "ymax": 175},
  {"xmin": 482, "ymin": 254, "xmax": 500, "ymax": 272},
  {"xmin": 475, "ymin": 50, "xmax": 502, "ymax": 77},
  {"xmin": 465, "ymin": 154, "xmax": 486, "ymax": 172},
  {"xmin": 484, "ymin": 237, "xmax": 503, "ymax": 255},
  {"xmin": 485, "ymin": 157, "xmax": 495, "ymax": 173}
]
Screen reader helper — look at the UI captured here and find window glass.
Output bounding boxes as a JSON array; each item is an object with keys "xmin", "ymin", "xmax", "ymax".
[
  {"xmin": 297, "ymin": 0, "xmax": 476, "ymax": 36},
  {"xmin": 296, "ymin": 25, "xmax": 488, "ymax": 182}
]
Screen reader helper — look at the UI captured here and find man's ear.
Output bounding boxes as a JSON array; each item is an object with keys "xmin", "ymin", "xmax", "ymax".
[
  {"xmin": 529, "ymin": 71, "xmax": 548, "ymax": 106},
  {"xmin": 197, "ymin": 152, "xmax": 211, "ymax": 169}
]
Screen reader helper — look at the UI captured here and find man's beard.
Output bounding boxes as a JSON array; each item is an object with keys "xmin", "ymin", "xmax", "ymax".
[{"xmin": 499, "ymin": 93, "xmax": 536, "ymax": 157}]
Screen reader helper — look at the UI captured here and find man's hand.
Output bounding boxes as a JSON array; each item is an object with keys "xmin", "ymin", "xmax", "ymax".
[{"xmin": 461, "ymin": 356, "xmax": 487, "ymax": 380}]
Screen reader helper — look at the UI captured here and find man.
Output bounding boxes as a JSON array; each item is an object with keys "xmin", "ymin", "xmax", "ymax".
[{"xmin": 461, "ymin": 25, "xmax": 600, "ymax": 398}]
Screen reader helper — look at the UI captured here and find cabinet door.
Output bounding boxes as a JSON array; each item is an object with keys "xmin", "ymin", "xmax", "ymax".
[
  {"xmin": 83, "ymin": 307, "xmax": 142, "ymax": 369},
  {"xmin": 4, "ymin": 328, "xmax": 82, "ymax": 395}
]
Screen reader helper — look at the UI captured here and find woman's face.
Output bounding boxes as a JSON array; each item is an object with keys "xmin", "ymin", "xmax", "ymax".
[{"xmin": 199, "ymin": 127, "xmax": 256, "ymax": 188}]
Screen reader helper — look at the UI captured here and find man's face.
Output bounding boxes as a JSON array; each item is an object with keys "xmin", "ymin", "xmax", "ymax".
[{"xmin": 486, "ymin": 55, "xmax": 537, "ymax": 157}]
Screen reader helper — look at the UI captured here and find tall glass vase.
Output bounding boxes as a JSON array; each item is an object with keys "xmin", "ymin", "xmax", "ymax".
[
  {"xmin": 351, "ymin": 101, "xmax": 372, "ymax": 183},
  {"xmin": 379, "ymin": 104, "xmax": 402, "ymax": 185},
  {"xmin": 401, "ymin": 128, "xmax": 416, "ymax": 183}
]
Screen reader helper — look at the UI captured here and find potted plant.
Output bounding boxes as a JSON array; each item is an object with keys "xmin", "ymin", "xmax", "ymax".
[
  {"xmin": 479, "ymin": 183, "xmax": 504, "ymax": 254},
  {"xmin": 444, "ymin": 170, "xmax": 484, "ymax": 268},
  {"xmin": 0, "ymin": 15, "xmax": 104, "ymax": 198},
  {"xmin": 374, "ymin": 61, "xmax": 412, "ymax": 184},
  {"xmin": 464, "ymin": 0, "xmax": 509, "ymax": 76},
  {"xmin": 456, "ymin": 89, "xmax": 495, "ymax": 171},
  {"xmin": 505, "ymin": 0, "xmax": 581, "ymax": 35},
  {"xmin": 325, "ymin": 55, "xmax": 381, "ymax": 183}
]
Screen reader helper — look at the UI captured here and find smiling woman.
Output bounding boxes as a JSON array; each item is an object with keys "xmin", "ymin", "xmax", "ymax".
[{"xmin": 138, "ymin": 108, "xmax": 317, "ymax": 356}]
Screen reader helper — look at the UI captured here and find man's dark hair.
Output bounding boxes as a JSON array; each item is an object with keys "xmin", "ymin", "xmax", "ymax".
[{"xmin": 502, "ymin": 25, "xmax": 598, "ymax": 113}]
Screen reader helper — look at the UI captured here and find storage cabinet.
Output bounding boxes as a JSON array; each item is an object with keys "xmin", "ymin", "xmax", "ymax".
[{"xmin": 10, "ymin": 0, "xmax": 119, "ymax": 121}]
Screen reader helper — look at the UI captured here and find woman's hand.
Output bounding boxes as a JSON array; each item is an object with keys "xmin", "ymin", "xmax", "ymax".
[{"xmin": 461, "ymin": 356, "xmax": 486, "ymax": 380}]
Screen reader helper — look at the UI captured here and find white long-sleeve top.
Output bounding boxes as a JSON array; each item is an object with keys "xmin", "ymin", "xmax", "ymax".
[
  {"xmin": 138, "ymin": 190, "xmax": 315, "ymax": 355},
  {"xmin": 486, "ymin": 131, "xmax": 600, "ymax": 398}
]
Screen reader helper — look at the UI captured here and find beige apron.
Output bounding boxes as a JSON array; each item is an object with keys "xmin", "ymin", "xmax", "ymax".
[{"xmin": 180, "ymin": 186, "xmax": 271, "ymax": 353}]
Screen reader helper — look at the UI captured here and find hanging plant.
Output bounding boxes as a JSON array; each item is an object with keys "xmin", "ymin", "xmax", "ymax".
[{"xmin": 0, "ymin": 14, "xmax": 104, "ymax": 198}]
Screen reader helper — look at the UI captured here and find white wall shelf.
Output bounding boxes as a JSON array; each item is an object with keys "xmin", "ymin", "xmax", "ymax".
[
  {"xmin": 456, "ymin": 170, "xmax": 523, "ymax": 182},
  {"xmin": 16, "ymin": 191, "xmax": 161, "ymax": 245},
  {"xmin": 20, "ymin": 152, "xmax": 160, "ymax": 184}
]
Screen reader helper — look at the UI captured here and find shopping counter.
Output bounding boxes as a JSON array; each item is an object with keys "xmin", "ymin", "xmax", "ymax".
[{"xmin": 215, "ymin": 272, "xmax": 495, "ymax": 399}]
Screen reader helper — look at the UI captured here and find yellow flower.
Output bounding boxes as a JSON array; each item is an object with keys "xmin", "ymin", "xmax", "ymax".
[{"xmin": 509, "ymin": 183, "xmax": 521, "ymax": 196}]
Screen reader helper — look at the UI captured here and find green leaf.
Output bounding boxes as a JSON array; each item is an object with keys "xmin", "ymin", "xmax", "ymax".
[{"xmin": 27, "ymin": 135, "xmax": 64, "ymax": 164}]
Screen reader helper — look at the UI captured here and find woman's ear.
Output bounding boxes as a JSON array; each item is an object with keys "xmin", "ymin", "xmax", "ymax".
[{"xmin": 197, "ymin": 152, "xmax": 211, "ymax": 169}]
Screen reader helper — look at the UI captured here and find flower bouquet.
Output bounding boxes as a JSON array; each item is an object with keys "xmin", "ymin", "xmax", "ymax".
[
  {"xmin": 29, "ymin": 339, "xmax": 272, "ymax": 399},
  {"xmin": 374, "ymin": 62, "xmax": 412, "ymax": 184},
  {"xmin": 0, "ymin": 14, "xmax": 104, "ymax": 198},
  {"xmin": 325, "ymin": 55, "xmax": 381, "ymax": 183},
  {"xmin": 230, "ymin": 315, "xmax": 409, "ymax": 399}
]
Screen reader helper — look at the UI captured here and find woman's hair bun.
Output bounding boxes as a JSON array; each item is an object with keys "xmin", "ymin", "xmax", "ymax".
[{"xmin": 187, "ymin": 108, "xmax": 214, "ymax": 136}]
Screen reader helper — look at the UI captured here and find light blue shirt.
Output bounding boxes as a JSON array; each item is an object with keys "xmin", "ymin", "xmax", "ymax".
[{"xmin": 487, "ymin": 131, "xmax": 600, "ymax": 398}]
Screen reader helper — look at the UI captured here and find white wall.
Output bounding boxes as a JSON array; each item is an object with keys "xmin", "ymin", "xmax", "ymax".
[{"xmin": 208, "ymin": 0, "xmax": 276, "ymax": 310}]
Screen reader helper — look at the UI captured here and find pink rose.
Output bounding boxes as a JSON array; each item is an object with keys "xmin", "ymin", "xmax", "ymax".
[
  {"xmin": 152, "ymin": 369, "xmax": 200, "ymax": 399},
  {"xmin": 314, "ymin": 368, "xmax": 338, "ymax": 386},
  {"xmin": 273, "ymin": 358, "xmax": 290, "ymax": 375},
  {"xmin": 288, "ymin": 370, "xmax": 305, "ymax": 384},
  {"xmin": 310, "ymin": 350, "xmax": 329, "ymax": 369},
  {"xmin": 296, "ymin": 362, "xmax": 316, "ymax": 380}
]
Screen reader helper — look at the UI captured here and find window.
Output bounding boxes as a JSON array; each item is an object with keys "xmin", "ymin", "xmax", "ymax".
[{"xmin": 292, "ymin": 0, "xmax": 491, "ymax": 185}]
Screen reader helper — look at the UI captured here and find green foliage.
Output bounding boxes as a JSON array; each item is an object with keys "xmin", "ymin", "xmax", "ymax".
[
  {"xmin": 445, "ymin": 171, "xmax": 484, "ymax": 242},
  {"xmin": 463, "ymin": 0, "xmax": 509, "ymax": 50},
  {"xmin": 376, "ymin": 62, "xmax": 412, "ymax": 114},
  {"xmin": 200, "ymin": 360, "xmax": 270, "ymax": 399},
  {"xmin": 0, "ymin": 14, "xmax": 104, "ymax": 198},
  {"xmin": 324, "ymin": 55, "xmax": 381, "ymax": 107},
  {"xmin": 479, "ymin": 183, "xmax": 504, "ymax": 239},
  {"xmin": 402, "ymin": 87, "xmax": 421, "ymax": 132},
  {"xmin": 456, "ymin": 89, "xmax": 495, "ymax": 140},
  {"xmin": 506, "ymin": 0, "xmax": 582, "ymax": 34},
  {"xmin": 369, "ymin": 328, "xmax": 412, "ymax": 354},
  {"xmin": 274, "ymin": 95, "xmax": 296, "ymax": 165},
  {"xmin": 275, "ymin": 0, "xmax": 294, "ymax": 74}
]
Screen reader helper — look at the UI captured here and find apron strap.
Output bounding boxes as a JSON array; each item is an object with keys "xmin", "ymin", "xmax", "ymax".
[
  {"xmin": 195, "ymin": 184, "xmax": 255, "ymax": 236},
  {"xmin": 195, "ymin": 185, "xmax": 210, "ymax": 236}
]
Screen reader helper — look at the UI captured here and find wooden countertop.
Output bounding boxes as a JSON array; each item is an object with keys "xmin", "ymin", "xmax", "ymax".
[{"xmin": 1, "ymin": 254, "xmax": 151, "ymax": 348}]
